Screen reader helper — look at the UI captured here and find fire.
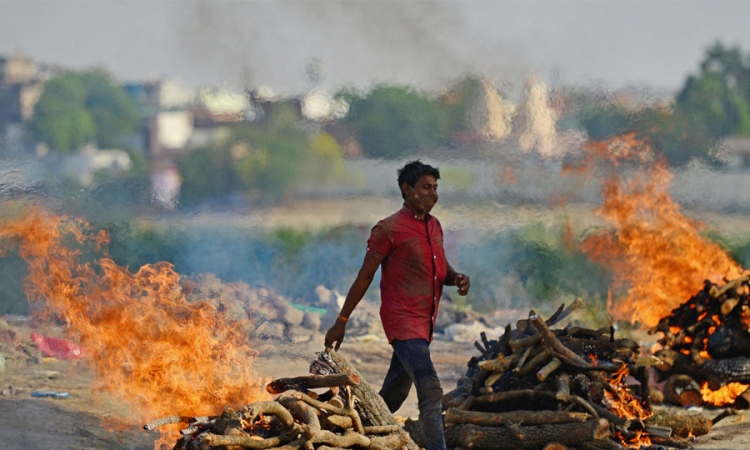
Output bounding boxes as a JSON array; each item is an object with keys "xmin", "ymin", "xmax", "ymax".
[
  {"xmin": 605, "ymin": 365, "xmax": 653, "ymax": 447},
  {"xmin": 0, "ymin": 205, "xmax": 269, "ymax": 442},
  {"xmin": 701, "ymin": 381, "xmax": 749, "ymax": 406},
  {"xmin": 604, "ymin": 365, "xmax": 651, "ymax": 422},
  {"xmin": 571, "ymin": 134, "xmax": 746, "ymax": 327}
]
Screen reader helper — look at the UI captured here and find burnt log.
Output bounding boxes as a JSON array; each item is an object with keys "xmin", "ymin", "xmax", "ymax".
[
  {"xmin": 457, "ymin": 418, "xmax": 610, "ymax": 449},
  {"xmin": 700, "ymin": 356, "xmax": 750, "ymax": 383}
]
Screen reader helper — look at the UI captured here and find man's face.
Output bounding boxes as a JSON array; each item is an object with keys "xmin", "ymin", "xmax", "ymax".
[{"xmin": 403, "ymin": 175, "xmax": 438, "ymax": 215}]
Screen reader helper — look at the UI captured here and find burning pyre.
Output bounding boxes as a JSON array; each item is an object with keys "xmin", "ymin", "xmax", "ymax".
[
  {"xmin": 649, "ymin": 275, "xmax": 750, "ymax": 408},
  {"xmin": 569, "ymin": 134, "xmax": 750, "ymax": 408},
  {"xmin": 437, "ymin": 299, "xmax": 730, "ymax": 450}
]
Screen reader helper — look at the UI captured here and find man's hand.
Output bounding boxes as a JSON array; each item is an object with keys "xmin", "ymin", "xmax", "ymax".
[
  {"xmin": 455, "ymin": 273, "xmax": 471, "ymax": 296},
  {"xmin": 324, "ymin": 319, "xmax": 347, "ymax": 351}
]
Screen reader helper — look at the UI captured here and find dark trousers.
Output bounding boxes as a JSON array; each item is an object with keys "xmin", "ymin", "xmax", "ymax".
[{"xmin": 379, "ymin": 338, "xmax": 446, "ymax": 450}]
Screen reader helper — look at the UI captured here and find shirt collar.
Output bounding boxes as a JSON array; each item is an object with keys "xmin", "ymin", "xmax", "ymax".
[{"xmin": 401, "ymin": 204, "xmax": 430, "ymax": 222}]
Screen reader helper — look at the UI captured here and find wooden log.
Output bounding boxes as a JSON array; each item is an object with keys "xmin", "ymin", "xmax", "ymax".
[
  {"xmin": 473, "ymin": 389, "xmax": 558, "ymax": 406},
  {"xmin": 510, "ymin": 334, "xmax": 541, "ymax": 352},
  {"xmin": 700, "ymin": 356, "xmax": 750, "ymax": 383},
  {"xmin": 662, "ymin": 374, "xmax": 703, "ymax": 407},
  {"xmin": 443, "ymin": 391, "xmax": 469, "ymax": 409},
  {"xmin": 457, "ymin": 418, "xmax": 610, "ymax": 449},
  {"xmin": 199, "ymin": 432, "xmax": 291, "ymax": 449},
  {"xmin": 516, "ymin": 349, "xmax": 551, "ymax": 376},
  {"xmin": 555, "ymin": 373, "xmax": 570, "ymax": 401},
  {"xmin": 241, "ymin": 401, "xmax": 295, "ymax": 429},
  {"xmin": 266, "ymin": 374, "xmax": 360, "ymax": 394},
  {"xmin": 537, "ymin": 358, "xmax": 562, "ymax": 382},
  {"xmin": 547, "ymin": 297, "xmax": 583, "ymax": 327},
  {"xmin": 277, "ymin": 397, "xmax": 322, "ymax": 439},
  {"xmin": 369, "ymin": 432, "xmax": 410, "ymax": 449},
  {"xmin": 310, "ymin": 350, "xmax": 397, "ymax": 426},
  {"xmin": 645, "ymin": 410, "xmax": 712, "ymax": 437},
  {"xmin": 478, "ymin": 355, "xmax": 509, "ymax": 372},
  {"xmin": 445, "ymin": 408, "xmax": 591, "ymax": 427},
  {"xmin": 289, "ymin": 392, "xmax": 364, "ymax": 435},
  {"xmin": 322, "ymin": 413, "xmax": 353, "ymax": 430},
  {"xmin": 311, "ymin": 429, "xmax": 370, "ymax": 447},
  {"xmin": 363, "ymin": 424, "xmax": 403, "ymax": 435},
  {"xmin": 309, "ymin": 350, "xmax": 418, "ymax": 450}
]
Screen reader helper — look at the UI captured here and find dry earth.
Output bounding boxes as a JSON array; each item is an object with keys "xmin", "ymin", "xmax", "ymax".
[{"xmin": 2, "ymin": 334, "xmax": 750, "ymax": 450}]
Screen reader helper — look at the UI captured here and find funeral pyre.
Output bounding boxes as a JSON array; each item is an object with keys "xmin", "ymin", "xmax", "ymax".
[
  {"xmin": 145, "ymin": 349, "xmax": 420, "ymax": 450},
  {"xmin": 438, "ymin": 299, "xmax": 736, "ymax": 450},
  {"xmin": 568, "ymin": 134, "xmax": 750, "ymax": 410},
  {"xmin": 649, "ymin": 275, "xmax": 750, "ymax": 408}
]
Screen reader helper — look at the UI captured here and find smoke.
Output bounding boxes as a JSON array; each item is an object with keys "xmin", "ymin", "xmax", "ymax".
[
  {"xmin": 173, "ymin": 0, "xmax": 531, "ymax": 93},
  {"xmin": 517, "ymin": 75, "xmax": 561, "ymax": 157}
]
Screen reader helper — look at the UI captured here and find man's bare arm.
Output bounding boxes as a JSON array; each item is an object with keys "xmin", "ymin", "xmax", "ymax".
[
  {"xmin": 446, "ymin": 262, "xmax": 471, "ymax": 296},
  {"xmin": 324, "ymin": 252, "xmax": 382, "ymax": 350}
]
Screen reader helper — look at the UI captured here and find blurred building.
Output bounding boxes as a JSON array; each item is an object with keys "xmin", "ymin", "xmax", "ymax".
[
  {"xmin": 0, "ymin": 53, "xmax": 44, "ymax": 150},
  {"xmin": 719, "ymin": 136, "xmax": 750, "ymax": 169}
]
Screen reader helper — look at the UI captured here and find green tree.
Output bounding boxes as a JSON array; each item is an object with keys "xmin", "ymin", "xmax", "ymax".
[
  {"xmin": 179, "ymin": 103, "xmax": 310, "ymax": 205},
  {"xmin": 30, "ymin": 73, "xmax": 95, "ymax": 152},
  {"xmin": 80, "ymin": 69, "xmax": 139, "ymax": 148},
  {"xmin": 344, "ymin": 85, "xmax": 449, "ymax": 158},
  {"xmin": 578, "ymin": 103, "xmax": 633, "ymax": 141},
  {"xmin": 677, "ymin": 41, "xmax": 750, "ymax": 137},
  {"xmin": 29, "ymin": 69, "xmax": 138, "ymax": 152},
  {"xmin": 578, "ymin": 102, "xmax": 715, "ymax": 166}
]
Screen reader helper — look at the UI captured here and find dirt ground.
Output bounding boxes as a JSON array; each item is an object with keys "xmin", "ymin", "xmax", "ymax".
[{"xmin": 2, "ymin": 335, "xmax": 750, "ymax": 450}]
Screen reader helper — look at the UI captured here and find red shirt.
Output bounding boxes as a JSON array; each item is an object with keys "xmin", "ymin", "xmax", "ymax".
[{"xmin": 366, "ymin": 206, "xmax": 448, "ymax": 343}]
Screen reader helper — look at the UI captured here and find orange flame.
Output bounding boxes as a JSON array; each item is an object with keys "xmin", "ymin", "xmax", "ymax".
[
  {"xmin": 604, "ymin": 365, "xmax": 651, "ymax": 422},
  {"xmin": 0, "ymin": 205, "xmax": 269, "ymax": 440},
  {"xmin": 572, "ymin": 134, "xmax": 746, "ymax": 327},
  {"xmin": 701, "ymin": 382, "xmax": 748, "ymax": 406}
]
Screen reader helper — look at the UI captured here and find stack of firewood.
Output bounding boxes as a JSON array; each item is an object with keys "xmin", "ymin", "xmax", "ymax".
[
  {"xmin": 437, "ymin": 299, "xmax": 728, "ymax": 450},
  {"xmin": 650, "ymin": 275, "xmax": 750, "ymax": 407},
  {"xmin": 145, "ymin": 361, "xmax": 418, "ymax": 450}
]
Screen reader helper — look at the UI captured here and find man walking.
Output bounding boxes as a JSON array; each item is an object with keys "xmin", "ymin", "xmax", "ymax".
[{"xmin": 324, "ymin": 160, "xmax": 470, "ymax": 450}]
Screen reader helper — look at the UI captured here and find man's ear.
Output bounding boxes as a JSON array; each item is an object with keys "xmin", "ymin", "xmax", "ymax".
[{"xmin": 401, "ymin": 182, "xmax": 412, "ymax": 196}]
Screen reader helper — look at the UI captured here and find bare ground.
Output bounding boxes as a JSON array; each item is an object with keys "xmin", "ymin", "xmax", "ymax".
[{"xmin": 2, "ymin": 336, "xmax": 750, "ymax": 450}]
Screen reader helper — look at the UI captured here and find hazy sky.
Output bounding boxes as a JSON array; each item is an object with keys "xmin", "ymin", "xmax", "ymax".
[{"xmin": 2, "ymin": 0, "xmax": 750, "ymax": 95}]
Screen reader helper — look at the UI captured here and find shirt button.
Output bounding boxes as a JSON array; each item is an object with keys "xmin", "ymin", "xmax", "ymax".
[{"xmin": 433, "ymin": 255, "xmax": 436, "ymax": 259}]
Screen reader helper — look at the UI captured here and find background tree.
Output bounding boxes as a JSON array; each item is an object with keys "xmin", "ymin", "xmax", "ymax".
[
  {"xmin": 179, "ymin": 103, "xmax": 317, "ymax": 205},
  {"xmin": 677, "ymin": 41, "xmax": 750, "ymax": 137},
  {"xmin": 29, "ymin": 69, "xmax": 138, "ymax": 153},
  {"xmin": 30, "ymin": 73, "xmax": 95, "ymax": 152},
  {"xmin": 344, "ymin": 85, "xmax": 449, "ymax": 158}
]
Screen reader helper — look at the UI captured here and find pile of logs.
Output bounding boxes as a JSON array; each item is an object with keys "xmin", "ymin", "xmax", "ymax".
[
  {"xmin": 649, "ymin": 275, "xmax": 750, "ymax": 407},
  {"xmin": 144, "ymin": 353, "xmax": 418, "ymax": 450},
  {"xmin": 438, "ymin": 299, "xmax": 726, "ymax": 450}
]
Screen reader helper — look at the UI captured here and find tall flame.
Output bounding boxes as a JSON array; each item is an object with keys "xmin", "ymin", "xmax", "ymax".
[
  {"xmin": 572, "ymin": 134, "xmax": 745, "ymax": 327},
  {"xmin": 0, "ymin": 205, "xmax": 268, "ymax": 432}
]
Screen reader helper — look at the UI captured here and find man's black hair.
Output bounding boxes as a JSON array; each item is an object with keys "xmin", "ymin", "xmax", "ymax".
[{"xmin": 397, "ymin": 160, "xmax": 440, "ymax": 199}]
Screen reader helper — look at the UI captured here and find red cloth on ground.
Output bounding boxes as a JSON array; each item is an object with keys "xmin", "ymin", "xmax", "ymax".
[{"xmin": 30, "ymin": 333, "xmax": 85, "ymax": 359}]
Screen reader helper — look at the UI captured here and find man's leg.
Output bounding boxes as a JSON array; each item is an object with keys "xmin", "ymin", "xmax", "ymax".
[
  {"xmin": 379, "ymin": 344, "xmax": 413, "ymax": 413},
  {"xmin": 390, "ymin": 339, "xmax": 446, "ymax": 450}
]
